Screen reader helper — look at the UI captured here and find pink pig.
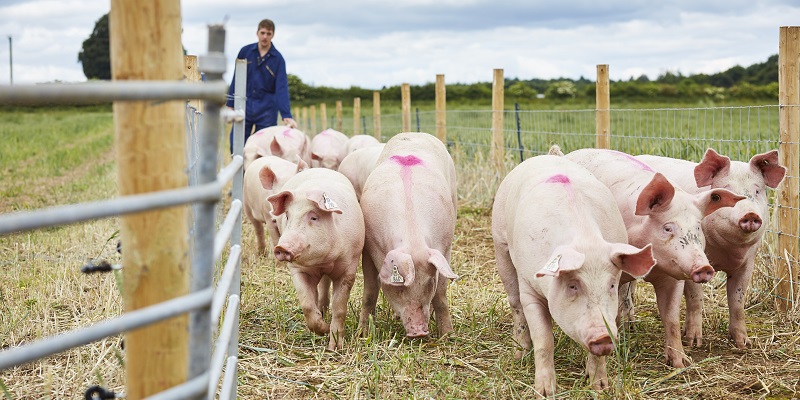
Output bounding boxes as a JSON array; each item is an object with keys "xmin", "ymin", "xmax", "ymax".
[
  {"xmin": 493, "ymin": 154, "xmax": 655, "ymax": 395},
  {"xmin": 243, "ymin": 126, "xmax": 311, "ymax": 170},
  {"xmin": 358, "ymin": 132, "xmax": 458, "ymax": 338},
  {"xmin": 337, "ymin": 144, "xmax": 385, "ymax": 201},
  {"xmin": 267, "ymin": 167, "xmax": 364, "ymax": 350},
  {"xmin": 242, "ymin": 155, "xmax": 307, "ymax": 255},
  {"xmin": 344, "ymin": 134, "xmax": 381, "ymax": 156},
  {"xmin": 637, "ymin": 149, "xmax": 785, "ymax": 349},
  {"xmin": 565, "ymin": 148, "xmax": 744, "ymax": 368},
  {"xmin": 310, "ymin": 128, "xmax": 349, "ymax": 169}
]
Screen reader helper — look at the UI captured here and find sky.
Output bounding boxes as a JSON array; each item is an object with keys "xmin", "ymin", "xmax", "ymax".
[{"xmin": 1, "ymin": 0, "xmax": 800, "ymax": 89}]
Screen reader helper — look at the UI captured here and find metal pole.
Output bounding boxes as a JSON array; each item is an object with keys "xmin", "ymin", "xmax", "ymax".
[
  {"xmin": 415, "ymin": 107, "xmax": 420, "ymax": 132},
  {"xmin": 362, "ymin": 115, "xmax": 367, "ymax": 136},
  {"xmin": 515, "ymin": 103, "xmax": 524, "ymax": 162},
  {"xmin": 191, "ymin": 24, "xmax": 226, "ymax": 398}
]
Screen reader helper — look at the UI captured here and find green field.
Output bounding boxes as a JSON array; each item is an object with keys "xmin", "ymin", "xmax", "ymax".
[{"xmin": 0, "ymin": 103, "xmax": 798, "ymax": 399}]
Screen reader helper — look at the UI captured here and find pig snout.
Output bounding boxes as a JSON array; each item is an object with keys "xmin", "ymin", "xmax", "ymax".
[
  {"xmin": 273, "ymin": 245, "xmax": 295, "ymax": 262},
  {"xmin": 738, "ymin": 212, "xmax": 762, "ymax": 233},
  {"xmin": 588, "ymin": 334, "xmax": 614, "ymax": 356},
  {"xmin": 405, "ymin": 325, "xmax": 430, "ymax": 338},
  {"xmin": 402, "ymin": 309, "xmax": 430, "ymax": 338},
  {"xmin": 691, "ymin": 265, "xmax": 715, "ymax": 283}
]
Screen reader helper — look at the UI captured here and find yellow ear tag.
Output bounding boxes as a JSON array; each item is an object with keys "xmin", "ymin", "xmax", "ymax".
[
  {"xmin": 390, "ymin": 264, "xmax": 405, "ymax": 284},
  {"xmin": 322, "ymin": 192, "xmax": 338, "ymax": 210},
  {"xmin": 545, "ymin": 254, "xmax": 562, "ymax": 273}
]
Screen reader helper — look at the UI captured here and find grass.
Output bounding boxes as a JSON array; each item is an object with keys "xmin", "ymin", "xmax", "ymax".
[{"xmin": 0, "ymin": 104, "xmax": 798, "ymax": 399}]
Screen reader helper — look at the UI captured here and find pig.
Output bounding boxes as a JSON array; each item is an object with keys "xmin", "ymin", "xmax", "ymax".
[
  {"xmin": 267, "ymin": 167, "xmax": 364, "ymax": 350},
  {"xmin": 358, "ymin": 132, "xmax": 458, "ymax": 338},
  {"xmin": 243, "ymin": 126, "xmax": 311, "ymax": 170},
  {"xmin": 564, "ymin": 148, "xmax": 744, "ymax": 368},
  {"xmin": 337, "ymin": 144, "xmax": 385, "ymax": 201},
  {"xmin": 242, "ymin": 155, "xmax": 307, "ymax": 255},
  {"xmin": 345, "ymin": 134, "xmax": 381, "ymax": 155},
  {"xmin": 493, "ymin": 154, "xmax": 656, "ymax": 395},
  {"xmin": 637, "ymin": 149, "xmax": 785, "ymax": 349},
  {"xmin": 310, "ymin": 128, "xmax": 349, "ymax": 169}
]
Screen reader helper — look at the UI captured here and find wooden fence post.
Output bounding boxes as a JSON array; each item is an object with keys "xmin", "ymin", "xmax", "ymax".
[
  {"xmin": 183, "ymin": 55, "xmax": 201, "ymax": 112},
  {"xmin": 353, "ymin": 97, "xmax": 361, "ymax": 135},
  {"xmin": 778, "ymin": 26, "xmax": 800, "ymax": 311},
  {"xmin": 491, "ymin": 68, "xmax": 505, "ymax": 171},
  {"xmin": 596, "ymin": 64, "xmax": 610, "ymax": 149},
  {"xmin": 435, "ymin": 74, "xmax": 446, "ymax": 144},
  {"xmin": 310, "ymin": 105, "xmax": 317, "ymax": 134},
  {"xmin": 320, "ymin": 103, "xmax": 327, "ymax": 130},
  {"xmin": 336, "ymin": 100, "xmax": 343, "ymax": 132},
  {"xmin": 110, "ymin": 0, "xmax": 188, "ymax": 397},
  {"xmin": 402, "ymin": 83, "xmax": 411, "ymax": 132},
  {"xmin": 373, "ymin": 91, "xmax": 381, "ymax": 141},
  {"xmin": 302, "ymin": 106, "xmax": 309, "ymax": 133}
]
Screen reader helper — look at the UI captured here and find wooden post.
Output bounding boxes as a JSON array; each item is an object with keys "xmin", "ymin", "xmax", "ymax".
[
  {"xmin": 435, "ymin": 74, "xmax": 446, "ymax": 144},
  {"xmin": 310, "ymin": 105, "xmax": 317, "ymax": 134},
  {"xmin": 373, "ymin": 91, "xmax": 381, "ymax": 141},
  {"xmin": 777, "ymin": 26, "xmax": 800, "ymax": 311},
  {"xmin": 596, "ymin": 64, "xmax": 610, "ymax": 149},
  {"xmin": 320, "ymin": 103, "xmax": 327, "ymax": 130},
  {"xmin": 401, "ymin": 83, "xmax": 411, "ymax": 132},
  {"xmin": 109, "ymin": 1, "xmax": 188, "ymax": 397},
  {"xmin": 183, "ymin": 55, "xmax": 201, "ymax": 112},
  {"xmin": 336, "ymin": 100, "xmax": 343, "ymax": 132},
  {"xmin": 302, "ymin": 107, "xmax": 309, "ymax": 133},
  {"xmin": 491, "ymin": 68, "xmax": 505, "ymax": 170},
  {"xmin": 353, "ymin": 97, "xmax": 361, "ymax": 135}
]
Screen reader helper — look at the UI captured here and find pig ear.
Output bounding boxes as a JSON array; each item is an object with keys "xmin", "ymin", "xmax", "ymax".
[
  {"xmin": 635, "ymin": 173, "xmax": 675, "ymax": 216},
  {"xmin": 306, "ymin": 190, "xmax": 343, "ymax": 214},
  {"xmin": 380, "ymin": 250, "xmax": 415, "ymax": 287},
  {"xmin": 535, "ymin": 246, "xmax": 585, "ymax": 278},
  {"xmin": 429, "ymin": 249, "xmax": 458, "ymax": 281},
  {"xmin": 270, "ymin": 137, "xmax": 283, "ymax": 157},
  {"xmin": 750, "ymin": 150, "xmax": 786, "ymax": 189},
  {"xmin": 296, "ymin": 157, "xmax": 309, "ymax": 172},
  {"xmin": 311, "ymin": 152, "xmax": 322, "ymax": 161},
  {"xmin": 694, "ymin": 148, "xmax": 730, "ymax": 187},
  {"xmin": 698, "ymin": 188, "xmax": 745, "ymax": 217},
  {"xmin": 267, "ymin": 190, "xmax": 293, "ymax": 216},
  {"xmin": 609, "ymin": 243, "xmax": 656, "ymax": 279},
  {"xmin": 259, "ymin": 166, "xmax": 277, "ymax": 190}
]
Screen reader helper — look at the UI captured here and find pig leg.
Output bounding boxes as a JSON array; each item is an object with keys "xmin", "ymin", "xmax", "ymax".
[
  {"xmin": 495, "ymin": 241, "xmax": 531, "ymax": 358},
  {"xmin": 523, "ymin": 298, "xmax": 557, "ymax": 397},
  {"xmin": 358, "ymin": 253, "xmax": 380, "ymax": 337},
  {"xmin": 585, "ymin": 354, "xmax": 608, "ymax": 390},
  {"xmin": 682, "ymin": 280, "xmax": 704, "ymax": 347},
  {"xmin": 618, "ymin": 280, "xmax": 637, "ymax": 327},
  {"xmin": 432, "ymin": 274, "xmax": 453, "ymax": 336},
  {"xmin": 318, "ymin": 275, "xmax": 332, "ymax": 318},
  {"xmin": 290, "ymin": 269, "xmax": 329, "ymax": 335},
  {"xmin": 726, "ymin": 265, "xmax": 753, "ymax": 348},
  {"xmin": 651, "ymin": 277, "xmax": 689, "ymax": 368},
  {"xmin": 327, "ymin": 270, "xmax": 356, "ymax": 351},
  {"xmin": 252, "ymin": 220, "xmax": 267, "ymax": 254}
]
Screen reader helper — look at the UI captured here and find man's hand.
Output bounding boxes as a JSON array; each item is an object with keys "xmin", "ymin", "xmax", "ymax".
[{"xmin": 283, "ymin": 118, "xmax": 298, "ymax": 129}]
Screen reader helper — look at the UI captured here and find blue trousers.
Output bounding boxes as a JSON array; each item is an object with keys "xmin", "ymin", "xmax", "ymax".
[{"xmin": 229, "ymin": 120, "xmax": 275, "ymax": 154}]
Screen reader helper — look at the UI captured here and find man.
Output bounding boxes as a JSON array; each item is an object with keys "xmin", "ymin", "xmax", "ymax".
[{"xmin": 226, "ymin": 19, "xmax": 297, "ymax": 153}]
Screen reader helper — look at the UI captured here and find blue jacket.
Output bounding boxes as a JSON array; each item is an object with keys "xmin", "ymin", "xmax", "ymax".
[{"xmin": 226, "ymin": 42, "xmax": 293, "ymax": 126}]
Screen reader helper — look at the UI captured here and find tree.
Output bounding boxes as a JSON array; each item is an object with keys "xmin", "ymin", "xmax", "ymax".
[{"xmin": 78, "ymin": 13, "xmax": 110, "ymax": 80}]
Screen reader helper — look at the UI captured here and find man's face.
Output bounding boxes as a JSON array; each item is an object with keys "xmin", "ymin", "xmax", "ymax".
[{"xmin": 257, "ymin": 28, "xmax": 274, "ymax": 48}]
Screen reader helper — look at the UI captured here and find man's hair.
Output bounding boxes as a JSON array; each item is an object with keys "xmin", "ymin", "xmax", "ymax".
[{"xmin": 258, "ymin": 19, "xmax": 275, "ymax": 32}]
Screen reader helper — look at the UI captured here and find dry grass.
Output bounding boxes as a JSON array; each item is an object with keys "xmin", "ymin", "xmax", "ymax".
[{"xmin": 0, "ymin": 115, "xmax": 798, "ymax": 399}]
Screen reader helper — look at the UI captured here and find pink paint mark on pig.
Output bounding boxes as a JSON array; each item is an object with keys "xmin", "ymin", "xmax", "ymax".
[
  {"xmin": 607, "ymin": 150, "xmax": 654, "ymax": 172},
  {"xmin": 545, "ymin": 174, "xmax": 575, "ymax": 201},
  {"xmin": 391, "ymin": 155, "xmax": 425, "ymax": 202},
  {"xmin": 391, "ymin": 155, "xmax": 423, "ymax": 167},
  {"xmin": 282, "ymin": 128, "xmax": 292, "ymax": 136}
]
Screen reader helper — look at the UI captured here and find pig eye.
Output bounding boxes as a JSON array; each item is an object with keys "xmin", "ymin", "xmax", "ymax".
[
  {"xmin": 567, "ymin": 281, "xmax": 579, "ymax": 292},
  {"xmin": 663, "ymin": 225, "xmax": 673, "ymax": 233}
]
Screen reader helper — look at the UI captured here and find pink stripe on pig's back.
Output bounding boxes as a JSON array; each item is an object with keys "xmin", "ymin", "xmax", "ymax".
[{"xmin": 606, "ymin": 149, "xmax": 654, "ymax": 172}]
